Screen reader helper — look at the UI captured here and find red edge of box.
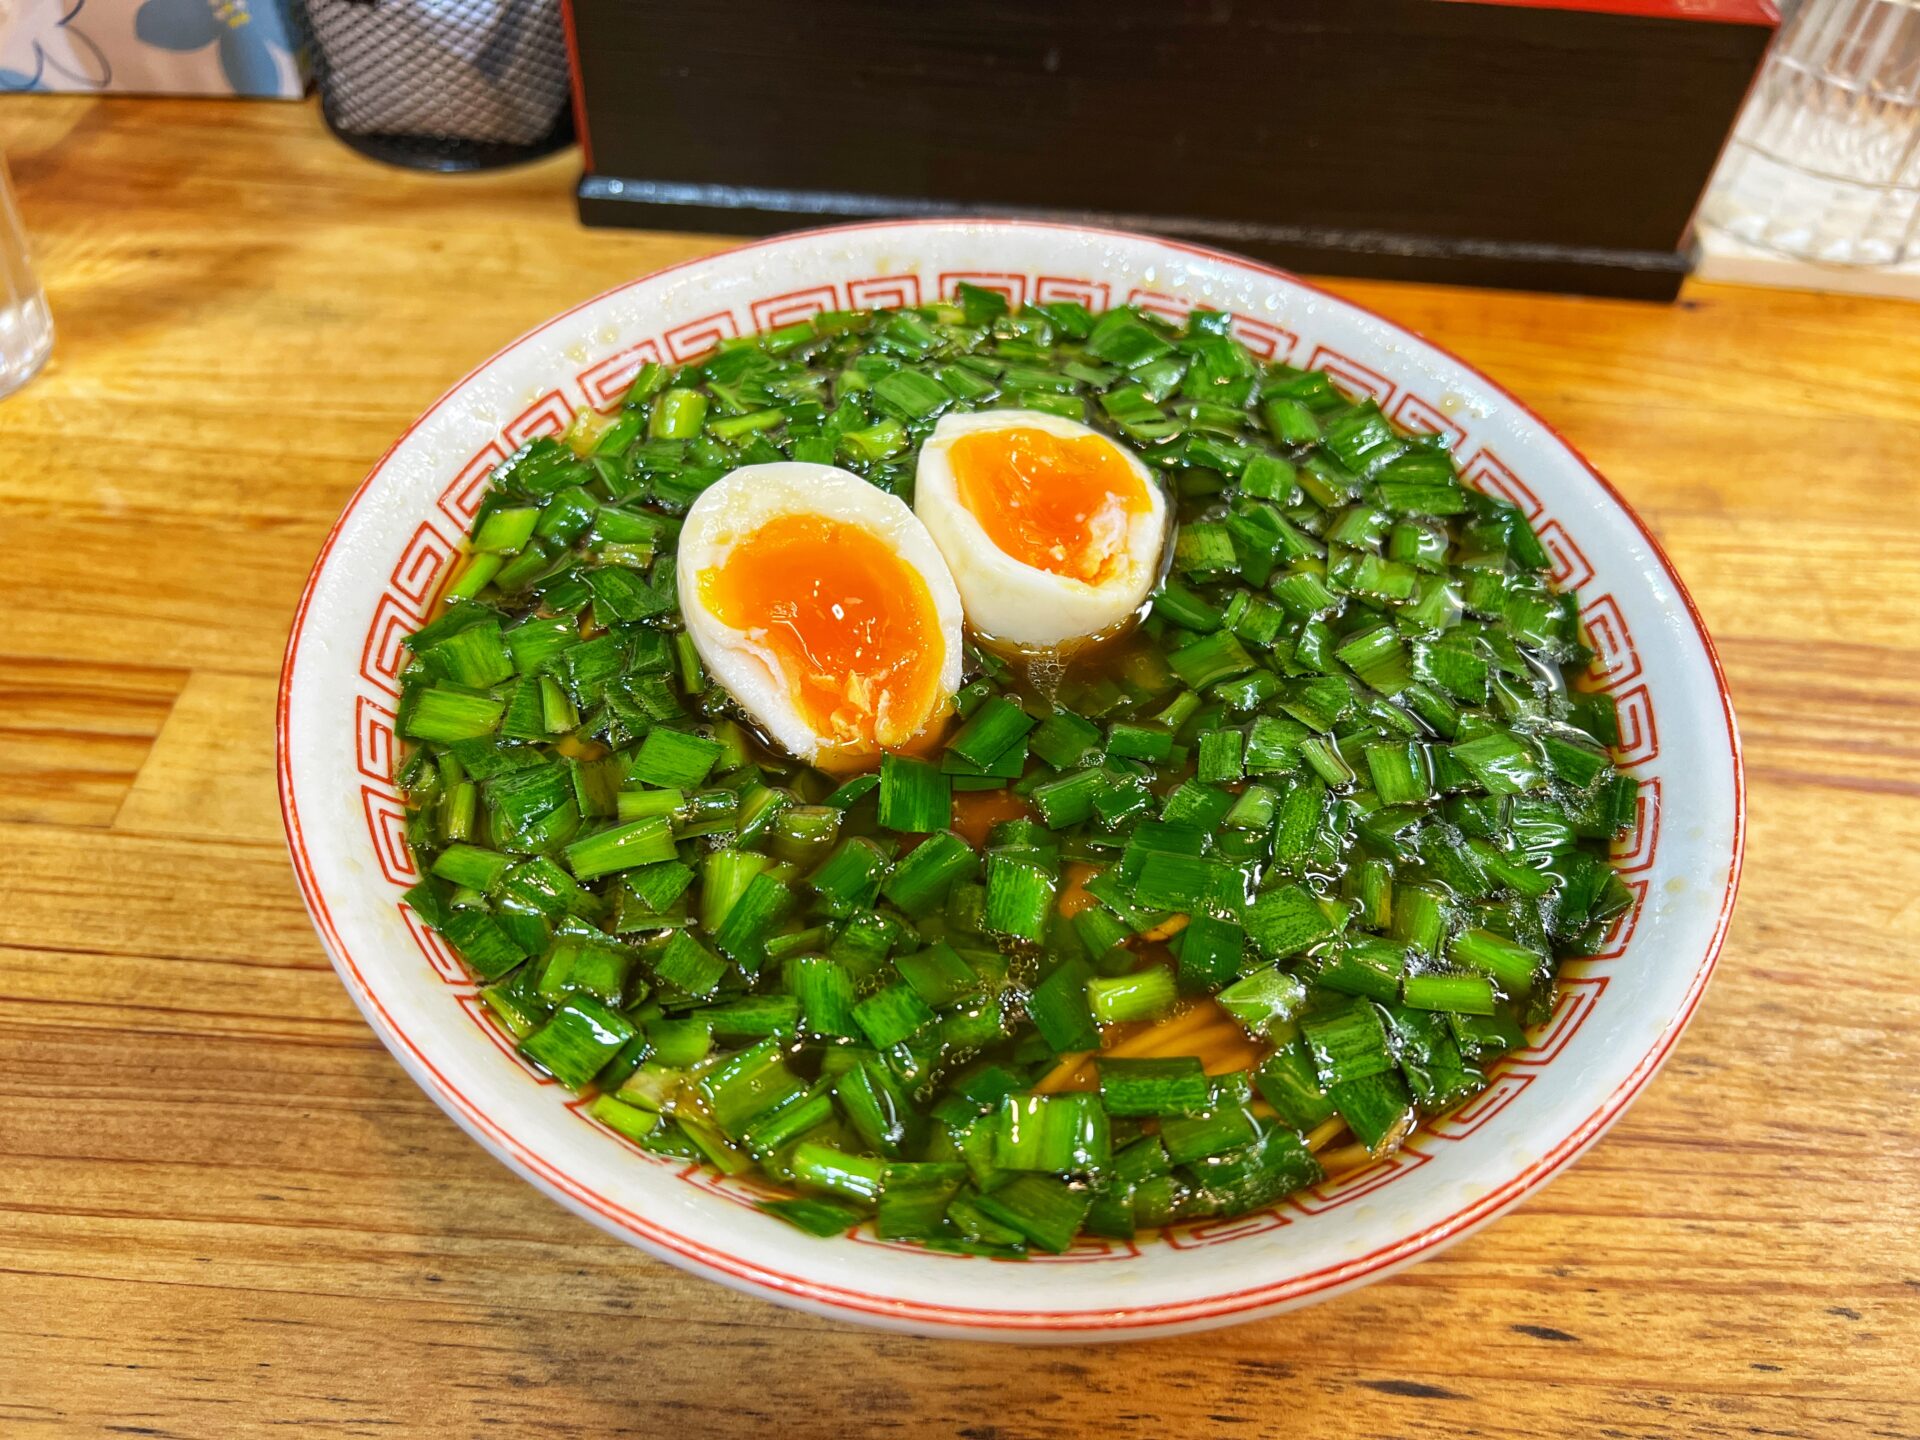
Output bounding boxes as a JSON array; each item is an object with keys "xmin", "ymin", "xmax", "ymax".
[
  {"xmin": 1442, "ymin": 0, "xmax": 1778, "ymax": 24},
  {"xmin": 559, "ymin": 0, "xmax": 593, "ymax": 172}
]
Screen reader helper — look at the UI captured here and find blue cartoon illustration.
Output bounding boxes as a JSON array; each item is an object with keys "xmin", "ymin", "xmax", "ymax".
[
  {"xmin": 0, "ymin": 0, "xmax": 303, "ymax": 94},
  {"xmin": 0, "ymin": 0, "xmax": 111, "ymax": 91},
  {"xmin": 135, "ymin": 0, "xmax": 298, "ymax": 95}
]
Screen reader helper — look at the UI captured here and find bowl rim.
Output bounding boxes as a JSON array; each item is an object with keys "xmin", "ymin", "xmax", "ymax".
[{"xmin": 277, "ymin": 217, "xmax": 1745, "ymax": 1334}]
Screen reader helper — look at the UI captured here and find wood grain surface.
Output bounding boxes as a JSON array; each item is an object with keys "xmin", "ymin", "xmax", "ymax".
[{"xmin": 1, "ymin": 96, "xmax": 1915, "ymax": 1440}]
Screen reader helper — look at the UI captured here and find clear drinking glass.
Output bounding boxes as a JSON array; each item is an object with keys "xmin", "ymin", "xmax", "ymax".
[
  {"xmin": 0, "ymin": 154, "xmax": 54, "ymax": 398},
  {"xmin": 1700, "ymin": 0, "xmax": 1920, "ymax": 266}
]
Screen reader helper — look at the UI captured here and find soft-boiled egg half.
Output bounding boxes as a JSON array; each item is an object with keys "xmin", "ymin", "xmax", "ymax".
[
  {"xmin": 676, "ymin": 462, "xmax": 964, "ymax": 769},
  {"xmin": 914, "ymin": 410, "xmax": 1169, "ymax": 649}
]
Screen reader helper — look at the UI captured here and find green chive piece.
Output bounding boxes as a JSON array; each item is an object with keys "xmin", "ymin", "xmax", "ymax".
[
  {"xmin": 649, "ymin": 387, "xmax": 708, "ymax": 439},
  {"xmin": 1028, "ymin": 957, "xmax": 1100, "ymax": 1052},
  {"xmin": 1030, "ymin": 709, "xmax": 1102, "ymax": 769},
  {"xmin": 996, "ymin": 1092, "xmax": 1112, "ymax": 1173},
  {"xmin": 1031, "ymin": 767, "xmax": 1109, "ymax": 830},
  {"xmin": 655, "ymin": 931, "xmax": 727, "ymax": 997},
  {"xmin": 629, "ymin": 728, "xmax": 723, "ymax": 788},
  {"xmin": 1086, "ymin": 966, "xmax": 1178, "ymax": 1024},
  {"xmin": 791, "ymin": 1141, "xmax": 885, "ymax": 1204},
  {"xmin": 1329, "ymin": 1070, "xmax": 1416, "ymax": 1153},
  {"xmin": 1244, "ymin": 883, "xmax": 1339, "ymax": 959},
  {"xmin": 1447, "ymin": 927, "xmax": 1545, "ymax": 994},
  {"xmin": 1197, "ymin": 728, "xmax": 1246, "ymax": 783},
  {"xmin": 401, "ymin": 687, "xmax": 504, "ymax": 744},
  {"xmin": 1449, "ymin": 730, "xmax": 1545, "ymax": 795},
  {"xmin": 984, "ymin": 854, "xmax": 1056, "ymax": 943},
  {"xmin": 1107, "ymin": 721, "xmax": 1175, "ymax": 763},
  {"xmin": 1159, "ymin": 1079, "xmax": 1260, "ymax": 1165},
  {"xmin": 876, "ymin": 1162, "xmax": 968, "ymax": 1240},
  {"xmin": 711, "ymin": 870, "xmax": 796, "ymax": 974},
  {"xmin": 591, "ymin": 1093, "xmax": 662, "ymax": 1144},
  {"xmin": 971, "ymin": 1174, "xmax": 1093, "ymax": 1254},
  {"xmin": 852, "ymin": 982, "xmax": 937, "ymax": 1049},
  {"xmin": 1216, "ymin": 966, "xmax": 1308, "ymax": 1035},
  {"xmin": 946, "ymin": 695, "xmax": 1037, "ymax": 769},
  {"xmin": 877, "ymin": 753, "xmax": 951, "ymax": 833},
  {"xmin": 1255, "ymin": 1042, "xmax": 1337, "ymax": 1130},
  {"xmin": 881, "ymin": 830, "xmax": 977, "ymax": 916},
  {"xmin": 1097, "ymin": 1056, "xmax": 1211, "ymax": 1118},
  {"xmin": 757, "ymin": 1196, "xmax": 866, "ymax": 1237},
  {"xmin": 1402, "ymin": 971, "xmax": 1498, "ymax": 1014},
  {"xmin": 562, "ymin": 815, "xmax": 677, "ymax": 881},
  {"xmin": 519, "ymin": 997, "xmax": 635, "ymax": 1089},
  {"xmin": 431, "ymin": 842, "xmax": 512, "ymax": 891},
  {"xmin": 1168, "ymin": 630, "xmax": 1256, "ymax": 688},
  {"xmin": 893, "ymin": 940, "xmax": 981, "ymax": 1007},
  {"xmin": 1301, "ymin": 1002, "xmax": 1394, "ymax": 1088},
  {"xmin": 1176, "ymin": 915, "xmax": 1245, "ymax": 991},
  {"xmin": 1315, "ymin": 937, "xmax": 1411, "ymax": 1003}
]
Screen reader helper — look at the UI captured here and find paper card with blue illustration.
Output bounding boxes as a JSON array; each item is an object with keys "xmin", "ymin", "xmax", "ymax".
[{"xmin": 0, "ymin": 0, "xmax": 308, "ymax": 97}]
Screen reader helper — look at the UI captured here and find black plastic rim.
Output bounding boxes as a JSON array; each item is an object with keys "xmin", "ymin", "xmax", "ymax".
[{"xmin": 318, "ymin": 91, "xmax": 575, "ymax": 174}]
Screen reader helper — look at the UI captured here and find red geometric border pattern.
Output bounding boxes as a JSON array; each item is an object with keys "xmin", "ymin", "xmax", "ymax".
[
  {"xmin": 1291, "ymin": 1143, "xmax": 1434, "ymax": 1211},
  {"xmin": 1165, "ymin": 1209, "xmax": 1294, "ymax": 1249},
  {"xmin": 1020, "ymin": 1235, "xmax": 1149, "ymax": 1264},
  {"xmin": 1613, "ymin": 777, "xmax": 1661, "ymax": 873},
  {"xmin": 1460, "ymin": 446, "xmax": 1545, "ymax": 518},
  {"xmin": 1125, "ymin": 287, "xmax": 1192, "ymax": 326},
  {"xmin": 1581, "ymin": 592, "xmax": 1643, "ymax": 692},
  {"xmin": 576, "ymin": 339, "xmax": 663, "ymax": 409},
  {"xmin": 939, "ymin": 271, "xmax": 1028, "ymax": 307},
  {"xmin": 1425, "ymin": 1071, "xmax": 1535, "ymax": 1141},
  {"xmin": 438, "ymin": 440, "xmax": 508, "ymax": 533},
  {"xmin": 1588, "ymin": 876, "xmax": 1652, "ymax": 960},
  {"xmin": 361, "ymin": 785, "xmax": 415, "ymax": 887},
  {"xmin": 349, "ymin": 262, "xmax": 1663, "ymax": 1261},
  {"xmin": 400, "ymin": 902, "xmax": 468, "ymax": 984},
  {"xmin": 1390, "ymin": 390, "xmax": 1467, "ymax": 447},
  {"xmin": 358, "ymin": 593, "xmax": 419, "ymax": 697},
  {"xmin": 504, "ymin": 390, "xmax": 572, "ymax": 446},
  {"xmin": 844, "ymin": 1226, "xmax": 973, "ymax": 1261},
  {"xmin": 1306, "ymin": 345, "xmax": 1397, "ymax": 404},
  {"xmin": 663, "ymin": 311, "xmax": 740, "ymax": 363},
  {"xmin": 846, "ymin": 273, "xmax": 921, "ymax": 309},
  {"xmin": 1034, "ymin": 275, "xmax": 1111, "ymax": 310},
  {"xmin": 1537, "ymin": 520, "xmax": 1595, "ymax": 593},
  {"xmin": 457, "ymin": 992, "xmax": 550, "ymax": 1081},
  {"xmin": 354, "ymin": 695, "xmax": 396, "ymax": 785},
  {"xmin": 751, "ymin": 284, "xmax": 842, "ymax": 332},
  {"xmin": 1513, "ymin": 976, "xmax": 1609, "ymax": 1065},
  {"xmin": 672, "ymin": 1158, "xmax": 790, "ymax": 1210},
  {"xmin": 390, "ymin": 519, "xmax": 457, "ymax": 611},
  {"xmin": 1228, "ymin": 313, "xmax": 1298, "ymax": 362},
  {"xmin": 1614, "ymin": 684, "xmax": 1660, "ymax": 768}
]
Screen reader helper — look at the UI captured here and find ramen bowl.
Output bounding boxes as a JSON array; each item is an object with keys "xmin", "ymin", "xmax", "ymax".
[{"xmin": 277, "ymin": 220, "xmax": 1743, "ymax": 1341}]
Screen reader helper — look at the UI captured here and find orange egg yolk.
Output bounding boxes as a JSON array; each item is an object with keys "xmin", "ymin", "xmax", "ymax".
[
  {"xmin": 948, "ymin": 427, "xmax": 1151, "ymax": 585},
  {"xmin": 696, "ymin": 512, "xmax": 944, "ymax": 756}
]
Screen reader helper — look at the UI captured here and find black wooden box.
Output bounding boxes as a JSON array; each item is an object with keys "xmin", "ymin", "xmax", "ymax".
[{"xmin": 562, "ymin": 0, "xmax": 1777, "ymax": 299}]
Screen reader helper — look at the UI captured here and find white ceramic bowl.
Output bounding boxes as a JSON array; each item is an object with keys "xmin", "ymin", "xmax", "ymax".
[{"xmin": 278, "ymin": 221, "xmax": 1743, "ymax": 1341}]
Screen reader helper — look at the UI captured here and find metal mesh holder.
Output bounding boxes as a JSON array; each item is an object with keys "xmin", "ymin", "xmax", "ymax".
[{"xmin": 301, "ymin": 0, "xmax": 573, "ymax": 172}]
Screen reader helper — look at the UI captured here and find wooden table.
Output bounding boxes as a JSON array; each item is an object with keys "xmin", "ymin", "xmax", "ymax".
[{"xmin": 3, "ymin": 96, "xmax": 1916, "ymax": 1439}]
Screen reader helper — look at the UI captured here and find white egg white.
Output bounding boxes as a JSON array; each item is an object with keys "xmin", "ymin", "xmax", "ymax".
[
  {"xmin": 675, "ymin": 462, "xmax": 964, "ymax": 766},
  {"xmin": 914, "ymin": 409, "xmax": 1169, "ymax": 648}
]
